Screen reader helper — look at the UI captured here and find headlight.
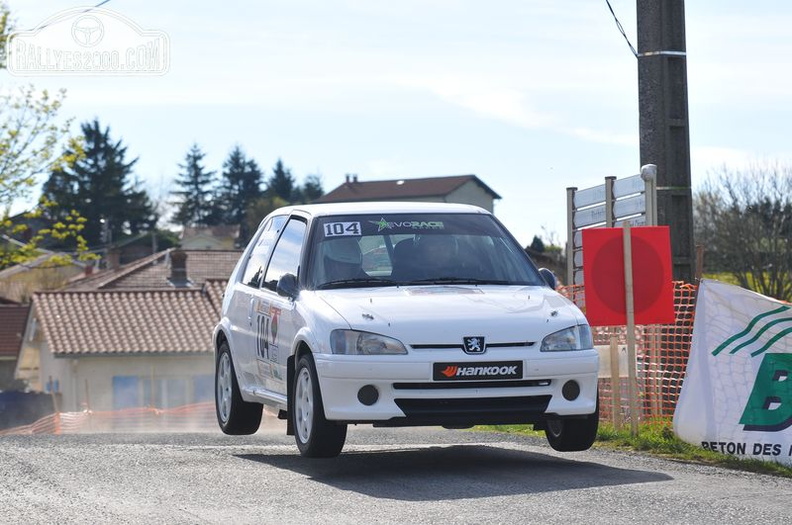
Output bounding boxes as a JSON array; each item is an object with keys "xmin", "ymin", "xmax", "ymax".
[
  {"xmin": 330, "ymin": 330, "xmax": 408, "ymax": 355},
  {"xmin": 540, "ymin": 324, "xmax": 593, "ymax": 352}
]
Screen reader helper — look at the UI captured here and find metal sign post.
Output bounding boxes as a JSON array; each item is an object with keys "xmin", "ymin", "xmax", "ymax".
[{"xmin": 566, "ymin": 165, "xmax": 658, "ymax": 288}]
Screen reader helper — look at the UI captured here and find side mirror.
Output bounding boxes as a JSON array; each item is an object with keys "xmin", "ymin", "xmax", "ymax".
[
  {"xmin": 538, "ymin": 268, "xmax": 557, "ymax": 290},
  {"xmin": 276, "ymin": 273, "xmax": 299, "ymax": 299}
]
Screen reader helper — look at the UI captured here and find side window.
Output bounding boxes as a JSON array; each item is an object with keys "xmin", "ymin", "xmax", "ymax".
[
  {"xmin": 241, "ymin": 215, "xmax": 287, "ymax": 288},
  {"xmin": 262, "ymin": 218, "xmax": 307, "ymax": 291}
]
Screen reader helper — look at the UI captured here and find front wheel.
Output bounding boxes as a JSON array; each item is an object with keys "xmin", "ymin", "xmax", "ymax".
[
  {"xmin": 292, "ymin": 353, "xmax": 347, "ymax": 458},
  {"xmin": 544, "ymin": 403, "xmax": 599, "ymax": 452},
  {"xmin": 216, "ymin": 341, "xmax": 262, "ymax": 435}
]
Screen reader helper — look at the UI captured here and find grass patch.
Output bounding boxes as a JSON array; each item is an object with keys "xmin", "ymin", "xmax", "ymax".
[{"xmin": 477, "ymin": 420, "xmax": 792, "ymax": 478}]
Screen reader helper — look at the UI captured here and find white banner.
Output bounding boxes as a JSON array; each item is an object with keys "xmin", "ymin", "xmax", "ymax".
[{"xmin": 674, "ymin": 280, "xmax": 792, "ymax": 465}]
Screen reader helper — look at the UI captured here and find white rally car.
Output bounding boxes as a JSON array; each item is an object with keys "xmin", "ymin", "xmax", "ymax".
[{"xmin": 214, "ymin": 202, "xmax": 598, "ymax": 457}]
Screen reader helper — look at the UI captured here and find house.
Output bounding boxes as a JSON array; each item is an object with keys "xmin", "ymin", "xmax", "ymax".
[
  {"xmin": 108, "ymin": 230, "xmax": 179, "ymax": 266},
  {"xmin": 180, "ymin": 225, "xmax": 240, "ymax": 250},
  {"xmin": 15, "ymin": 248, "xmax": 240, "ymax": 412},
  {"xmin": 0, "ymin": 302, "xmax": 29, "ymax": 391},
  {"xmin": 0, "ymin": 252, "xmax": 88, "ymax": 303},
  {"xmin": 317, "ymin": 175, "xmax": 501, "ymax": 212}
]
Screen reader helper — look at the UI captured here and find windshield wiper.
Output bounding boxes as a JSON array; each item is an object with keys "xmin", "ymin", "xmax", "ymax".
[
  {"xmin": 317, "ymin": 277, "xmax": 397, "ymax": 290},
  {"xmin": 405, "ymin": 277, "xmax": 511, "ymax": 286}
]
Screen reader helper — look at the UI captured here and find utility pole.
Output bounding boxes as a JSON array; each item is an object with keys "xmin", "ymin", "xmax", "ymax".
[{"xmin": 637, "ymin": 0, "xmax": 695, "ymax": 283}]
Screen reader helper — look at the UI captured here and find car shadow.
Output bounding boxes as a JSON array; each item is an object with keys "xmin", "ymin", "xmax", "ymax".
[{"xmin": 235, "ymin": 443, "xmax": 672, "ymax": 501}]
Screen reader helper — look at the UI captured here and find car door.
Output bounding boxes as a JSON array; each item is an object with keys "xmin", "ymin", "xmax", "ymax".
[
  {"xmin": 254, "ymin": 216, "xmax": 307, "ymax": 395},
  {"xmin": 226, "ymin": 215, "xmax": 286, "ymax": 392}
]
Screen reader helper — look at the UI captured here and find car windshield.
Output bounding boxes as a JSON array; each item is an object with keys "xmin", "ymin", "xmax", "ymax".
[{"xmin": 306, "ymin": 213, "xmax": 545, "ymax": 289}]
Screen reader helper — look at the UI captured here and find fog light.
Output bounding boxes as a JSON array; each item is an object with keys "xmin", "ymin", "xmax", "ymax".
[
  {"xmin": 562, "ymin": 380, "xmax": 580, "ymax": 401},
  {"xmin": 357, "ymin": 385, "xmax": 379, "ymax": 406}
]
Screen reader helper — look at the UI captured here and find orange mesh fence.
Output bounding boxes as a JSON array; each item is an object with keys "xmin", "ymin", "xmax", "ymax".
[
  {"xmin": 560, "ymin": 281, "xmax": 698, "ymax": 426},
  {"xmin": 0, "ymin": 402, "xmax": 217, "ymax": 435},
  {"xmin": 0, "ymin": 413, "xmax": 61, "ymax": 436}
]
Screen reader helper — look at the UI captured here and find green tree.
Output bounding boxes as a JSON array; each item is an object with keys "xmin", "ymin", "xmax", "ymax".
[
  {"xmin": 217, "ymin": 145, "xmax": 263, "ymax": 240},
  {"xmin": 694, "ymin": 163, "xmax": 792, "ymax": 301},
  {"xmin": 42, "ymin": 119, "xmax": 157, "ymax": 247},
  {"xmin": 171, "ymin": 143, "xmax": 219, "ymax": 227},
  {"xmin": 266, "ymin": 158, "xmax": 296, "ymax": 201},
  {"xmin": 1, "ymin": 199, "xmax": 94, "ymax": 269},
  {"xmin": 243, "ymin": 195, "xmax": 289, "ymax": 240},
  {"xmin": 0, "ymin": 3, "xmax": 82, "ymax": 211},
  {"xmin": 0, "ymin": 2, "xmax": 93, "ymax": 270},
  {"xmin": 298, "ymin": 174, "xmax": 324, "ymax": 203}
]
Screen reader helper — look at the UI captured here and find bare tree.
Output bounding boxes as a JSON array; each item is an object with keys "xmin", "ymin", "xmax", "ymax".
[{"xmin": 694, "ymin": 163, "xmax": 792, "ymax": 300}]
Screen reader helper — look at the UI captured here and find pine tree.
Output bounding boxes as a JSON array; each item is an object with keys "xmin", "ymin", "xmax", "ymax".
[
  {"xmin": 217, "ymin": 145, "xmax": 263, "ymax": 228},
  {"xmin": 42, "ymin": 119, "xmax": 157, "ymax": 247},
  {"xmin": 266, "ymin": 158, "xmax": 296, "ymax": 201},
  {"xmin": 171, "ymin": 143, "xmax": 219, "ymax": 227}
]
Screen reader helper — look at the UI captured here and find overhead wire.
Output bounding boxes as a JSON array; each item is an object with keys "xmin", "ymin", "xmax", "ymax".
[
  {"xmin": 23, "ymin": 0, "xmax": 115, "ymax": 31},
  {"xmin": 604, "ymin": 0, "xmax": 638, "ymax": 58}
]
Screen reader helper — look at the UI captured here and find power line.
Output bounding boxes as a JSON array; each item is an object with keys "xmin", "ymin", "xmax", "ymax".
[
  {"xmin": 605, "ymin": 0, "xmax": 638, "ymax": 58},
  {"xmin": 24, "ymin": 0, "xmax": 115, "ymax": 31}
]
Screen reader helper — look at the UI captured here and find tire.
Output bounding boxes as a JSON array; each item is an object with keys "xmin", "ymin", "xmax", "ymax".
[
  {"xmin": 292, "ymin": 353, "xmax": 347, "ymax": 458},
  {"xmin": 215, "ymin": 341, "xmax": 262, "ymax": 435},
  {"xmin": 544, "ymin": 401, "xmax": 599, "ymax": 452}
]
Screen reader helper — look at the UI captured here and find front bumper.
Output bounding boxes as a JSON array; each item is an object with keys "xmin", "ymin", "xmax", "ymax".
[{"xmin": 313, "ymin": 350, "xmax": 599, "ymax": 425}]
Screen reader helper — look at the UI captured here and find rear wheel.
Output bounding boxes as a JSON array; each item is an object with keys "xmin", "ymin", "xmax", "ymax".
[
  {"xmin": 544, "ymin": 402, "xmax": 599, "ymax": 452},
  {"xmin": 216, "ymin": 341, "xmax": 262, "ymax": 435},
  {"xmin": 292, "ymin": 353, "xmax": 347, "ymax": 458}
]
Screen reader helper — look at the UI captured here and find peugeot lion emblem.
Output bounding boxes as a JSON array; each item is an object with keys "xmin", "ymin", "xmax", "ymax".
[{"xmin": 463, "ymin": 336, "xmax": 486, "ymax": 354}]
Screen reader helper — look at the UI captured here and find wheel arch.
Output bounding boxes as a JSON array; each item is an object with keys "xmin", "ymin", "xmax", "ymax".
[
  {"xmin": 213, "ymin": 323, "xmax": 231, "ymax": 362},
  {"xmin": 286, "ymin": 341, "xmax": 314, "ymax": 436}
]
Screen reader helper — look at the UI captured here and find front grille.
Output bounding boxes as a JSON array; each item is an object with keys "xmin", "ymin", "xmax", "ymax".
[
  {"xmin": 371, "ymin": 395, "xmax": 552, "ymax": 427},
  {"xmin": 395, "ymin": 395, "xmax": 551, "ymax": 415}
]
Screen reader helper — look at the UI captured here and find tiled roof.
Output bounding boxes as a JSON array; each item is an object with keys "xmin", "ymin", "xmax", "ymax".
[
  {"xmin": 204, "ymin": 279, "xmax": 227, "ymax": 315},
  {"xmin": 67, "ymin": 249, "xmax": 241, "ymax": 291},
  {"xmin": 34, "ymin": 289, "xmax": 218, "ymax": 356},
  {"xmin": 0, "ymin": 305, "xmax": 29, "ymax": 357},
  {"xmin": 317, "ymin": 175, "xmax": 501, "ymax": 203}
]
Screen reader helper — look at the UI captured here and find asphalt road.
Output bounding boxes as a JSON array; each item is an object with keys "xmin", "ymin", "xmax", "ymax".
[{"xmin": 1, "ymin": 420, "xmax": 791, "ymax": 525}]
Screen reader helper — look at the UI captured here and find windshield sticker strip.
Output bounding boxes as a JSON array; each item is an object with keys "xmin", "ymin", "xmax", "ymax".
[{"xmin": 369, "ymin": 218, "xmax": 445, "ymax": 232}]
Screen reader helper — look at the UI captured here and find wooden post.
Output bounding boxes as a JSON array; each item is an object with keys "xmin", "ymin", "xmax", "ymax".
[
  {"xmin": 609, "ymin": 331, "xmax": 622, "ymax": 430},
  {"xmin": 695, "ymin": 244, "xmax": 705, "ymax": 282},
  {"xmin": 49, "ymin": 381, "xmax": 61, "ymax": 435},
  {"xmin": 150, "ymin": 366, "xmax": 156, "ymax": 408},
  {"xmin": 623, "ymin": 222, "xmax": 640, "ymax": 436},
  {"xmin": 85, "ymin": 379, "xmax": 93, "ymax": 432}
]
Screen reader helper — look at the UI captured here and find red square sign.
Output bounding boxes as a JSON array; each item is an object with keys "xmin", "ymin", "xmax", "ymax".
[{"xmin": 582, "ymin": 226, "xmax": 675, "ymax": 326}]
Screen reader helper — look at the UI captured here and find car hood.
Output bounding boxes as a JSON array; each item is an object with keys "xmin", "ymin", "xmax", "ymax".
[{"xmin": 315, "ymin": 285, "xmax": 585, "ymax": 346}]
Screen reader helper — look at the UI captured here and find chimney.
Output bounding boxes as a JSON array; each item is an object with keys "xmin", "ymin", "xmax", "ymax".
[
  {"xmin": 106, "ymin": 248, "xmax": 120, "ymax": 270},
  {"xmin": 353, "ymin": 175, "xmax": 358, "ymax": 183},
  {"xmin": 345, "ymin": 175, "xmax": 350, "ymax": 183},
  {"xmin": 169, "ymin": 248, "xmax": 189, "ymax": 286}
]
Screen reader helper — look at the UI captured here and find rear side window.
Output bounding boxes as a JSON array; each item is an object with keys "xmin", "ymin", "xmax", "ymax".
[{"xmin": 241, "ymin": 215, "xmax": 287, "ymax": 288}]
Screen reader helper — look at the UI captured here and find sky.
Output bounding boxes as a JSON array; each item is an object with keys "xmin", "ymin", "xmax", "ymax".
[{"xmin": 4, "ymin": 0, "xmax": 792, "ymax": 248}]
